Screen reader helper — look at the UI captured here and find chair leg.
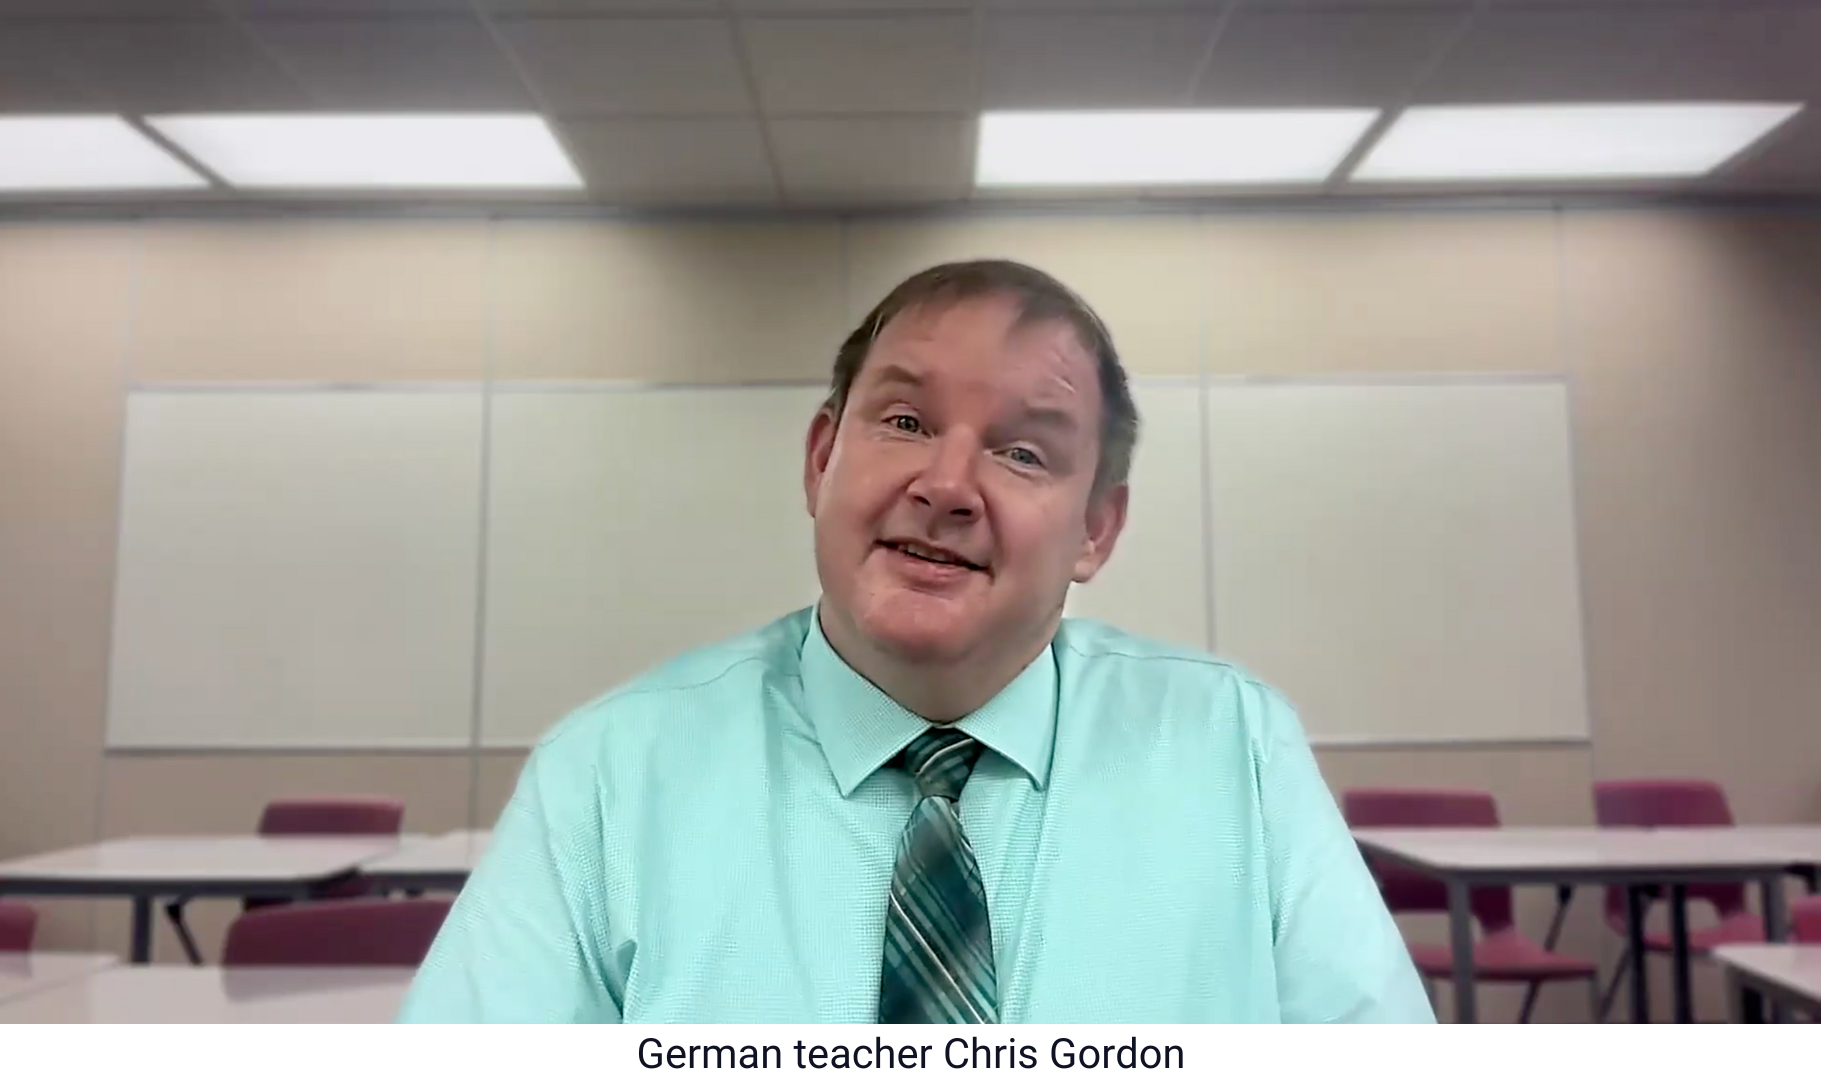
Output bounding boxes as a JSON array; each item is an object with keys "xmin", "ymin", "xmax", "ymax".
[
  {"xmin": 162, "ymin": 898, "xmax": 203, "ymax": 966},
  {"xmin": 1588, "ymin": 974, "xmax": 1602, "ymax": 1024},
  {"xmin": 1517, "ymin": 886, "xmax": 1577, "ymax": 1023},
  {"xmin": 1597, "ymin": 946, "xmax": 1630, "ymax": 1022},
  {"xmin": 1518, "ymin": 980, "xmax": 1538, "ymax": 1023},
  {"xmin": 1540, "ymin": 885, "xmax": 1575, "ymax": 950}
]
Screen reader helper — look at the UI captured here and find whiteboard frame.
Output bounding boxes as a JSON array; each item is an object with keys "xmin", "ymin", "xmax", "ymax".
[{"xmin": 103, "ymin": 372, "xmax": 1593, "ymax": 751}]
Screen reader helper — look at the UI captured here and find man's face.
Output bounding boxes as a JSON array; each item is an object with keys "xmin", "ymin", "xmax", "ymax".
[{"xmin": 804, "ymin": 294, "xmax": 1127, "ymax": 669}]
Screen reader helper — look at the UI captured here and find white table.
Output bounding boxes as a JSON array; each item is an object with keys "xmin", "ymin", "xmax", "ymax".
[
  {"xmin": 1351, "ymin": 826, "xmax": 1800, "ymax": 1024},
  {"xmin": 1658, "ymin": 826, "xmax": 1821, "ymax": 890},
  {"xmin": 361, "ymin": 830, "xmax": 492, "ymax": 893},
  {"xmin": 1715, "ymin": 944, "xmax": 1821, "ymax": 1022},
  {"xmin": 0, "ymin": 952, "xmax": 117, "ymax": 1006},
  {"xmin": 0, "ymin": 964, "xmax": 413, "ymax": 1023},
  {"xmin": 0, "ymin": 836, "xmax": 408, "ymax": 964}
]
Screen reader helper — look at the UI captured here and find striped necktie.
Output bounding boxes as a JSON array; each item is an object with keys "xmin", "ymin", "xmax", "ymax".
[{"xmin": 878, "ymin": 727, "xmax": 998, "ymax": 1024}]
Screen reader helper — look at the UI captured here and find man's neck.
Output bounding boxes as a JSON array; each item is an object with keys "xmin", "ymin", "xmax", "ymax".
[{"xmin": 818, "ymin": 609, "xmax": 1055, "ymax": 723}]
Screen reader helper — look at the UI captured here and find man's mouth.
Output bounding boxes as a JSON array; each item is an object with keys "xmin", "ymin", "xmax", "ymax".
[{"xmin": 880, "ymin": 540, "xmax": 986, "ymax": 572}]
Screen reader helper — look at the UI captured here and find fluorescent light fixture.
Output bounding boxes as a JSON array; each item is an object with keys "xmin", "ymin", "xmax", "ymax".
[
  {"xmin": 975, "ymin": 109, "xmax": 1381, "ymax": 186},
  {"xmin": 1353, "ymin": 102, "xmax": 1804, "ymax": 182},
  {"xmin": 145, "ymin": 113, "xmax": 583, "ymax": 190},
  {"xmin": 0, "ymin": 116, "xmax": 206, "ymax": 192}
]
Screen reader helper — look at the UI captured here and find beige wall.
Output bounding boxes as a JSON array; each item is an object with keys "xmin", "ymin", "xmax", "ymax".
[{"xmin": 3, "ymin": 207, "xmax": 1819, "ymax": 1021}]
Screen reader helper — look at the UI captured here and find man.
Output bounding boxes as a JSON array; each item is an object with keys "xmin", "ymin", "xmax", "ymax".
[{"xmin": 399, "ymin": 260, "xmax": 1432, "ymax": 1024}]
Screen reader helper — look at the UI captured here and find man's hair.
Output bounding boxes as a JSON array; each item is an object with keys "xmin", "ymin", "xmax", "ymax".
[{"xmin": 822, "ymin": 258, "xmax": 1139, "ymax": 495}]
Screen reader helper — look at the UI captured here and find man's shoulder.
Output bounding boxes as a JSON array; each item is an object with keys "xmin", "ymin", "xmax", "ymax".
[
  {"xmin": 536, "ymin": 607, "xmax": 811, "ymax": 750},
  {"xmin": 1054, "ymin": 617, "xmax": 1254, "ymax": 686},
  {"xmin": 1053, "ymin": 617, "xmax": 1305, "ymax": 746}
]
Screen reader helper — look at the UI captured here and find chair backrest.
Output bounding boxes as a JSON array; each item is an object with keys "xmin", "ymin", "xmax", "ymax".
[
  {"xmin": 1342, "ymin": 787, "xmax": 1515, "ymax": 932},
  {"xmin": 1593, "ymin": 779, "xmax": 1734, "ymax": 829},
  {"xmin": 253, "ymin": 798, "xmax": 406, "ymax": 906},
  {"xmin": 257, "ymin": 797, "xmax": 406, "ymax": 837},
  {"xmin": 1792, "ymin": 897, "xmax": 1821, "ymax": 944},
  {"xmin": 222, "ymin": 898, "xmax": 452, "ymax": 967},
  {"xmin": 1592, "ymin": 779, "xmax": 1747, "ymax": 918},
  {"xmin": 0, "ymin": 902, "xmax": 37, "ymax": 952}
]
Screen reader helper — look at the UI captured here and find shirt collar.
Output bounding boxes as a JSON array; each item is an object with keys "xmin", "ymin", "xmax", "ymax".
[{"xmin": 799, "ymin": 605, "xmax": 1059, "ymax": 797}]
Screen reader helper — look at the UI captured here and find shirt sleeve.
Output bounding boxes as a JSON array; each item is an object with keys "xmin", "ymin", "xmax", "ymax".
[
  {"xmin": 397, "ymin": 734, "xmax": 622, "ymax": 1023},
  {"xmin": 1247, "ymin": 679, "xmax": 1436, "ymax": 1023}
]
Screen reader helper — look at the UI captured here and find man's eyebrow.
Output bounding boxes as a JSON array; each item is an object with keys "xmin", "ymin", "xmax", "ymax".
[
  {"xmin": 867, "ymin": 363, "xmax": 923, "ymax": 389},
  {"xmin": 1011, "ymin": 403, "xmax": 1082, "ymax": 434}
]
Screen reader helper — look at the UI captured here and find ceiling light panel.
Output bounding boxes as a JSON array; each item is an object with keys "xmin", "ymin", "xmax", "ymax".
[
  {"xmin": 0, "ymin": 116, "xmax": 207, "ymax": 192},
  {"xmin": 145, "ymin": 113, "xmax": 584, "ymax": 190},
  {"xmin": 1352, "ymin": 103, "xmax": 1804, "ymax": 182},
  {"xmin": 975, "ymin": 109, "xmax": 1382, "ymax": 186}
]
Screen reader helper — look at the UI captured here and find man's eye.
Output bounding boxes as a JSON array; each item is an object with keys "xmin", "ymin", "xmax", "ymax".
[
  {"xmin": 1006, "ymin": 447, "xmax": 1043, "ymax": 467},
  {"xmin": 889, "ymin": 415, "xmax": 923, "ymax": 434}
]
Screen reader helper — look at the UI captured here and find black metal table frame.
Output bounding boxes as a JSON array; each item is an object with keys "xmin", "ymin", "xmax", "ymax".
[
  {"xmin": 1358, "ymin": 844, "xmax": 1799, "ymax": 1024},
  {"xmin": 359, "ymin": 866, "xmax": 470, "ymax": 895},
  {"xmin": 0, "ymin": 870, "xmax": 363, "ymax": 964}
]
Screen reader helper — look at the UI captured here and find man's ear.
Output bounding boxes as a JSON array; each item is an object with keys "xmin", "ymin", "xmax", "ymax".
[
  {"xmin": 804, "ymin": 406, "xmax": 839, "ymax": 517},
  {"xmin": 1071, "ymin": 482, "xmax": 1129, "ymax": 584}
]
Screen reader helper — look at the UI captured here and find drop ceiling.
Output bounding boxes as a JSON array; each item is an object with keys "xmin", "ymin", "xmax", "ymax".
[{"xmin": 2, "ymin": 0, "xmax": 1819, "ymax": 208}]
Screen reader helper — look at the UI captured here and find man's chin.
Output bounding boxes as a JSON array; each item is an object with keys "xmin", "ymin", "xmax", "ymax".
[{"xmin": 858, "ymin": 613, "xmax": 982, "ymax": 666}]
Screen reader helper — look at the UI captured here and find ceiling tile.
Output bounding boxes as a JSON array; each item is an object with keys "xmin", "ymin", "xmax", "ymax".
[
  {"xmin": 742, "ymin": 15, "xmax": 974, "ymax": 115},
  {"xmin": 481, "ymin": 1, "xmax": 720, "ymax": 12},
  {"xmin": 1421, "ymin": 6, "xmax": 1821, "ymax": 104},
  {"xmin": 556, "ymin": 117, "xmax": 779, "ymax": 205},
  {"xmin": 771, "ymin": 115, "xmax": 972, "ymax": 205},
  {"xmin": 1196, "ymin": 5, "xmax": 1466, "ymax": 107},
  {"xmin": 50, "ymin": 19, "xmax": 310, "ymax": 112},
  {"xmin": 979, "ymin": 14, "xmax": 1222, "ymax": 108},
  {"xmin": 496, "ymin": 17, "xmax": 752, "ymax": 115},
  {"xmin": 249, "ymin": 17, "xmax": 532, "ymax": 108},
  {"xmin": 1487, "ymin": 0, "xmax": 1768, "ymax": 7},
  {"xmin": 982, "ymin": 0, "xmax": 1230, "ymax": 9},
  {"xmin": 730, "ymin": 0, "xmax": 969, "ymax": 10},
  {"xmin": 0, "ymin": 26, "xmax": 104, "ymax": 109},
  {"xmin": 0, "ymin": 0, "xmax": 219, "ymax": 15},
  {"xmin": 227, "ymin": 0, "xmax": 475, "ymax": 13},
  {"xmin": 1715, "ymin": 107, "xmax": 1821, "ymax": 191}
]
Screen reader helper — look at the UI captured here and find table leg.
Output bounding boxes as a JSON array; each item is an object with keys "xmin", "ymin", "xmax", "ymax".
[
  {"xmin": 1626, "ymin": 884, "xmax": 1650, "ymax": 1024},
  {"xmin": 130, "ymin": 895, "xmax": 153, "ymax": 964},
  {"xmin": 1730, "ymin": 972, "xmax": 1765, "ymax": 1024},
  {"xmin": 1762, "ymin": 876, "xmax": 1790, "ymax": 1023},
  {"xmin": 1763, "ymin": 876, "xmax": 1790, "ymax": 940},
  {"xmin": 1447, "ymin": 877, "xmax": 1477, "ymax": 1024},
  {"xmin": 1669, "ymin": 884, "xmax": 1693, "ymax": 1023}
]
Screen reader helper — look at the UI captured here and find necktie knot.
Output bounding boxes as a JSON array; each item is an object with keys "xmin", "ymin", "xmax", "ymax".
[{"xmin": 902, "ymin": 727, "xmax": 983, "ymax": 803}]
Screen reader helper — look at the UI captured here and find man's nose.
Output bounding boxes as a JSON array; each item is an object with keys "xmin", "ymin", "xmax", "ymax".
[{"xmin": 907, "ymin": 432, "xmax": 984, "ymax": 521}]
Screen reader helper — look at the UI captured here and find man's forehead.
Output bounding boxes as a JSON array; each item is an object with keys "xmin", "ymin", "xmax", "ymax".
[{"xmin": 862, "ymin": 297, "xmax": 1098, "ymax": 397}]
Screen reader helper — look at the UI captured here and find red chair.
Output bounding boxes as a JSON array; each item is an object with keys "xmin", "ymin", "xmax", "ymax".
[
  {"xmin": 222, "ymin": 897, "xmax": 451, "ymax": 967},
  {"xmin": 1792, "ymin": 897, "xmax": 1821, "ymax": 944},
  {"xmin": 256, "ymin": 798, "xmax": 406, "ymax": 837},
  {"xmin": 252, "ymin": 797, "xmax": 407, "ymax": 902},
  {"xmin": 1344, "ymin": 788, "xmax": 1598, "ymax": 1022},
  {"xmin": 1592, "ymin": 779, "xmax": 1764, "ymax": 1020},
  {"xmin": 0, "ymin": 902, "xmax": 37, "ymax": 952},
  {"xmin": 165, "ymin": 796, "xmax": 407, "ymax": 965}
]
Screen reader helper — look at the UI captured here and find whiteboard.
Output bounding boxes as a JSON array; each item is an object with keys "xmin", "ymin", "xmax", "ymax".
[
  {"xmin": 480, "ymin": 385, "xmax": 827, "ymax": 746},
  {"xmin": 1205, "ymin": 379, "xmax": 1590, "ymax": 744},
  {"xmin": 106, "ymin": 390, "xmax": 484, "ymax": 749},
  {"xmin": 1065, "ymin": 380, "xmax": 1209, "ymax": 652}
]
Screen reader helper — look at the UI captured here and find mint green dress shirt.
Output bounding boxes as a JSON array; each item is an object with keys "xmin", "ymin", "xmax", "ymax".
[{"xmin": 399, "ymin": 606, "xmax": 1433, "ymax": 1023}]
